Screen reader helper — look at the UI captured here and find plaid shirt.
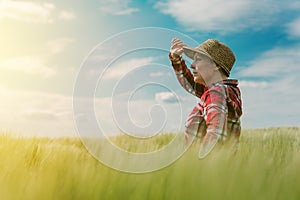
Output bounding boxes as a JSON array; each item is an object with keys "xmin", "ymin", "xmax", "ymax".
[{"xmin": 169, "ymin": 54, "xmax": 243, "ymax": 142}]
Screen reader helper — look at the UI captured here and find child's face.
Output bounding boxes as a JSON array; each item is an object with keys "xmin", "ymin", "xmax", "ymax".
[{"xmin": 190, "ymin": 53, "xmax": 217, "ymax": 85}]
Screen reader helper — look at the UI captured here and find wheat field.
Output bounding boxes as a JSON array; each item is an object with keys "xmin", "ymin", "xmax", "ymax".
[{"xmin": 1, "ymin": 127, "xmax": 300, "ymax": 200}]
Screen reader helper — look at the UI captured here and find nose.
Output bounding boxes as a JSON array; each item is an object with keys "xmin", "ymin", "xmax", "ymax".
[{"xmin": 191, "ymin": 61, "xmax": 196, "ymax": 69}]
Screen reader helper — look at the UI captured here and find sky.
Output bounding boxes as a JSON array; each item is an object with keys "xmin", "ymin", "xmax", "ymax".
[{"xmin": 0, "ymin": 0, "xmax": 300, "ymax": 137}]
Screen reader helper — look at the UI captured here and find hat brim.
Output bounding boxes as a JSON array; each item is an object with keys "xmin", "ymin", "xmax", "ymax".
[{"xmin": 183, "ymin": 46, "xmax": 212, "ymax": 60}]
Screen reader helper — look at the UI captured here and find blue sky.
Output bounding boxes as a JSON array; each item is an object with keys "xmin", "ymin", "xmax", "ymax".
[{"xmin": 0, "ymin": 0, "xmax": 300, "ymax": 137}]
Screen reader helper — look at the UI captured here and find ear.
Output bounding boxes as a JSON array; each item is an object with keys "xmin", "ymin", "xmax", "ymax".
[{"xmin": 213, "ymin": 65, "xmax": 220, "ymax": 71}]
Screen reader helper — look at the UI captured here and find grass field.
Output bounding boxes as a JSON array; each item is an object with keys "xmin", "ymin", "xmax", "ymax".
[{"xmin": 1, "ymin": 127, "xmax": 300, "ymax": 200}]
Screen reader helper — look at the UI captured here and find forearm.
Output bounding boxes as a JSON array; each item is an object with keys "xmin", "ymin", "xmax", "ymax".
[
  {"xmin": 204, "ymin": 90, "xmax": 228, "ymax": 139},
  {"xmin": 169, "ymin": 53, "xmax": 204, "ymax": 97}
]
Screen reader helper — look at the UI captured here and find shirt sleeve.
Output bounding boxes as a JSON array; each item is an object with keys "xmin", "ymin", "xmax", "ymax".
[
  {"xmin": 169, "ymin": 53, "xmax": 204, "ymax": 98},
  {"xmin": 204, "ymin": 87, "xmax": 228, "ymax": 139}
]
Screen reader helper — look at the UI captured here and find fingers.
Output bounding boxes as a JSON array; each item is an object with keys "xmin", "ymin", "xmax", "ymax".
[
  {"xmin": 172, "ymin": 38, "xmax": 184, "ymax": 43},
  {"xmin": 170, "ymin": 38, "xmax": 188, "ymax": 58},
  {"xmin": 171, "ymin": 38, "xmax": 186, "ymax": 49}
]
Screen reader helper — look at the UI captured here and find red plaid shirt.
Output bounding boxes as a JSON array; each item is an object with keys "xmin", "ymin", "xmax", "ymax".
[{"xmin": 169, "ymin": 54, "xmax": 243, "ymax": 142}]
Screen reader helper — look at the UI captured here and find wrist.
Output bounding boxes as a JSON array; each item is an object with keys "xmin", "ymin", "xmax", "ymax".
[{"xmin": 170, "ymin": 53, "xmax": 182, "ymax": 64}]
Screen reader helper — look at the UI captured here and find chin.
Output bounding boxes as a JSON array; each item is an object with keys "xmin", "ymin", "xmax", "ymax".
[{"xmin": 194, "ymin": 77, "xmax": 203, "ymax": 84}]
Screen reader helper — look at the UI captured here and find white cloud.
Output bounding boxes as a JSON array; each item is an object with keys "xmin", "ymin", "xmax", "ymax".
[
  {"xmin": 237, "ymin": 45, "xmax": 300, "ymax": 78},
  {"xmin": 102, "ymin": 57, "xmax": 155, "ymax": 80},
  {"xmin": 154, "ymin": 0, "xmax": 298, "ymax": 32},
  {"xmin": 239, "ymin": 81, "xmax": 268, "ymax": 88},
  {"xmin": 0, "ymin": 56, "xmax": 55, "ymax": 77},
  {"xmin": 23, "ymin": 110, "xmax": 59, "ymax": 121},
  {"xmin": 286, "ymin": 16, "xmax": 300, "ymax": 38},
  {"xmin": 0, "ymin": 0, "xmax": 55, "ymax": 23},
  {"xmin": 94, "ymin": 97, "xmax": 186, "ymax": 135},
  {"xmin": 0, "ymin": 0, "xmax": 76, "ymax": 23},
  {"xmin": 98, "ymin": 0, "xmax": 139, "ymax": 15},
  {"xmin": 240, "ymin": 78, "xmax": 300, "ymax": 128},
  {"xmin": 150, "ymin": 71, "xmax": 165, "ymax": 77},
  {"xmin": 58, "ymin": 10, "xmax": 76, "ymax": 21},
  {"xmin": 0, "ymin": 87, "xmax": 74, "ymax": 137},
  {"xmin": 0, "ymin": 38, "xmax": 74, "ymax": 78},
  {"xmin": 155, "ymin": 92, "xmax": 178, "ymax": 103},
  {"xmin": 46, "ymin": 38, "xmax": 74, "ymax": 54},
  {"xmin": 237, "ymin": 44, "xmax": 300, "ymax": 128}
]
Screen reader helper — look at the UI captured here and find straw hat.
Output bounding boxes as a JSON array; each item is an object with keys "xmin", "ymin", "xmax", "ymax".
[{"xmin": 183, "ymin": 39, "xmax": 235, "ymax": 76}]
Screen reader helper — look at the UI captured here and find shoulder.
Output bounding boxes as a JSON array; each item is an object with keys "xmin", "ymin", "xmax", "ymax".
[{"xmin": 206, "ymin": 82, "xmax": 228, "ymax": 97}]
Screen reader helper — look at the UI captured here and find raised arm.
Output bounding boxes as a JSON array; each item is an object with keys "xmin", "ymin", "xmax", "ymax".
[{"xmin": 169, "ymin": 52, "xmax": 204, "ymax": 98}]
